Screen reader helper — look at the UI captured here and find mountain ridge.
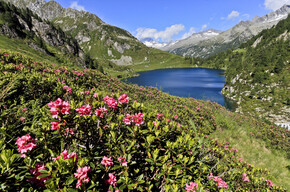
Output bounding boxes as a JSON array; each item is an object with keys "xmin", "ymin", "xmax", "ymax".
[{"xmin": 163, "ymin": 4, "xmax": 290, "ymax": 58}]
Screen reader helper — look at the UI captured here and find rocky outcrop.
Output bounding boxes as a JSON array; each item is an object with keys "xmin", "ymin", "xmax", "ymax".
[{"xmin": 0, "ymin": 1, "xmax": 85, "ymax": 64}]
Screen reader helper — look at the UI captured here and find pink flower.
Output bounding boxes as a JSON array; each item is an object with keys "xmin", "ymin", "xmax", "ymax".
[
  {"xmin": 48, "ymin": 98, "xmax": 70, "ymax": 118},
  {"xmin": 64, "ymin": 128, "xmax": 75, "ymax": 135},
  {"xmin": 242, "ymin": 173, "xmax": 250, "ymax": 182},
  {"xmin": 22, "ymin": 108, "xmax": 27, "ymax": 112},
  {"xmin": 132, "ymin": 113, "xmax": 144, "ymax": 126},
  {"xmin": 95, "ymin": 107, "xmax": 108, "ymax": 118},
  {"xmin": 266, "ymin": 180, "xmax": 274, "ymax": 187},
  {"xmin": 118, "ymin": 156, "xmax": 128, "ymax": 167},
  {"xmin": 123, "ymin": 114, "xmax": 132, "ymax": 125},
  {"xmin": 118, "ymin": 94, "xmax": 129, "ymax": 104},
  {"xmin": 213, "ymin": 177, "xmax": 228, "ymax": 189},
  {"xmin": 75, "ymin": 104, "xmax": 92, "ymax": 116},
  {"xmin": 51, "ymin": 121, "xmax": 60, "ymax": 131},
  {"xmin": 106, "ymin": 173, "xmax": 117, "ymax": 187},
  {"xmin": 209, "ymin": 172, "xmax": 213, "ymax": 179},
  {"xmin": 85, "ymin": 90, "xmax": 90, "ymax": 95},
  {"xmin": 74, "ymin": 166, "xmax": 91, "ymax": 188},
  {"xmin": 16, "ymin": 134, "xmax": 37, "ymax": 157},
  {"xmin": 52, "ymin": 150, "xmax": 78, "ymax": 162},
  {"xmin": 104, "ymin": 96, "xmax": 118, "ymax": 110},
  {"xmin": 93, "ymin": 93, "xmax": 98, "ymax": 98},
  {"xmin": 20, "ymin": 117, "xmax": 25, "ymax": 123},
  {"xmin": 28, "ymin": 163, "xmax": 50, "ymax": 187},
  {"xmin": 157, "ymin": 113, "xmax": 163, "ymax": 119},
  {"xmin": 174, "ymin": 115, "xmax": 178, "ymax": 120},
  {"xmin": 185, "ymin": 182, "xmax": 198, "ymax": 192},
  {"xmin": 101, "ymin": 156, "xmax": 114, "ymax": 167}
]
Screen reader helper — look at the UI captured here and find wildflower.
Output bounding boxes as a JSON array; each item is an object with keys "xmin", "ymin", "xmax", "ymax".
[
  {"xmin": 93, "ymin": 93, "xmax": 98, "ymax": 98},
  {"xmin": 101, "ymin": 156, "xmax": 114, "ymax": 167},
  {"xmin": 16, "ymin": 134, "xmax": 37, "ymax": 157},
  {"xmin": 242, "ymin": 173, "xmax": 250, "ymax": 182},
  {"xmin": 75, "ymin": 104, "xmax": 92, "ymax": 116},
  {"xmin": 213, "ymin": 177, "xmax": 228, "ymax": 189},
  {"xmin": 95, "ymin": 107, "xmax": 108, "ymax": 118},
  {"xmin": 104, "ymin": 96, "xmax": 118, "ymax": 110},
  {"xmin": 174, "ymin": 115, "xmax": 178, "ymax": 120},
  {"xmin": 51, "ymin": 121, "xmax": 60, "ymax": 131},
  {"xmin": 132, "ymin": 113, "xmax": 144, "ymax": 126},
  {"xmin": 185, "ymin": 182, "xmax": 198, "ymax": 192},
  {"xmin": 64, "ymin": 128, "xmax": 75, "ymax": 135},
  {"xmin": 74, "ymin": 166, "xmax": 91, "ymax": 188},
  {"xmin": 28, "ymin": 163, "xmax": 50, "ymax": 187},
  {"xmin": 52, "ymin": 150, "xmax": 78, "ymax": 162},
  {"xmin": 48, "ymin": 98, "xmax": 70, "ymax": 118},
  {"xmin": 118, "ymin": 156, "xmax": 128, "ymax": 167},
  {"xmin": 118, "ymin": 93, "xmax": 129, "ymax": 104},
  {"xmin": 106, "ymin": 173, "xmax": 117, "ymax": 187},
  {"xmin": 20, "ymin": 117, "xmax": 25, "ymax": 123},
  {"xmin": 266, "ymin": 180, "xmax": 274, "ymax": 187},
  {"xmin": 157, "ymin": 113, "xmax": 163, "ymax": 119}
]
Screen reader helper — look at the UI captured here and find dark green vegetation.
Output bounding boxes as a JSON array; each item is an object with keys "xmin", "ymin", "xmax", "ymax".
[{"xmin": 192, "ymin": 15, "xmax": 290, "ymax": 123}]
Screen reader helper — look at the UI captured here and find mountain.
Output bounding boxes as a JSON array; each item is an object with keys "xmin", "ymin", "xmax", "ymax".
[
  {"xmin": 0, "ymin": 0, "xmax": 87, "ymax": 66},
  {"xmin": 165, "ymin": 5, "xmax": 290, "ymax": 58},
  {"xmin": 161, "ymin": 29, "xmax": 222, "ymax": 52},
  {"xmin": 3, "ymin": 0, "xmax": 188, "ymax": 71},
  {"xmin": 199, "ymin": 15, "xmax": 290, "ymax": 126},
  {"xmin": 141, "ymin": 38, "xmax": 169, "ymax": 49}
]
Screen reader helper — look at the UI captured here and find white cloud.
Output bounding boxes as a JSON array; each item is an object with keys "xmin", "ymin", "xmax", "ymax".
[
  {"xmin": 136, "ymin": 24, "xmax": 185, "ymax": 42},
  {"xmin": 227, "ymin": 11, "xmax": 240, "ymax": 20},
  {"xmin": 264, "ymin": 0, "xmax": 290, "ymax": 10},
  {"xmin": 201, "ymin": 24, "xmax": 207, "ymax": 31},
  {"xmin": 243, "ymin": 14, "xmax": 250, "ymax": 19},
  {"xmin": 181, "ymin": 27, "xmax": 196, "ymax": 39},
  {"xmin": 70, "ymin": 1, "xmax": 85, "ymax": 11}
]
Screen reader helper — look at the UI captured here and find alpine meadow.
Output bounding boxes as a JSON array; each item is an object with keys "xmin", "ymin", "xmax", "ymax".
[{"xmin": 0, "ymin": 0, "xmax": 289, "ymax": 191}]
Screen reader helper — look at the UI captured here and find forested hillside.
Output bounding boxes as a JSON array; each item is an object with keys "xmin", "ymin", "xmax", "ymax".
[{"xmin": 195, "ymin": 15, "xmax": 290, "ymax": 124}]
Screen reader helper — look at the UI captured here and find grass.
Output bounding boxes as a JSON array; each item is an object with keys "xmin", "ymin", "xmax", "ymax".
[
  {"xmin": 211, "ymin": 110, "xmax": 290, "ymax": 190},
  {"xmin": 0, "ymin": 35, "xmax": 60, "ymax": 65}
]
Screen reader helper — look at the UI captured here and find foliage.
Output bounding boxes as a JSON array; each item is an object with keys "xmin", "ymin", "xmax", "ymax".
[{"xmin": 0, "ymin": 50, "xmax": 287, "ymax": 191}]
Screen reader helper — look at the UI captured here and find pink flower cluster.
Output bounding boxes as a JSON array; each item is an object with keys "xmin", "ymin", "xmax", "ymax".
[
  {"xmin": 52, "ymin": 150, "xmax": 78, "ymax": 162},
  {"xmin": 118, "ymin": 94, "xmax": 129, "ymax": 104},
  {"xmin": 185, "ymin": 182, "xmax": 198, "ymax": 192},
  {"xmin": 95, "ymin": 107, "xmax": 108, "ymax": 118},
  {"xmin": 266, "ymin": 180, "xmax": 274, "ymax": 187},
  {"xmin": 74, "ymin": 166, "xmax": 91, "ymax": 188},
  {"xmin": 157, "ymin": 113, "xmax": 163, "ymax": 119},
  {"xmin": 213, "ymin": 177, "xmax": 228, "ymax": 189},
  {"xmin": 51, "ymin": 121, "xmax": 60, "ymax": 131},
  {"xmin": 118, "ymin": 156, "xmax": 128, "ymax": 167},
  {"xmin": 123, "ymin": 113, "xmax": 144, "ymax": 126},
  {"xmin": 242, "ymin": 173, "xmax": 250, "ymax": 182},
  {"xmin": 48, "ymin": 98, "xmax": 70, "ymax": 119},
  {"xmin": 75, "ymin": 104, "xmax": 92, "ymax": 116},
  {"xmin": 106, "ymin": 173, "xmax": 117, "ymax": 187},
  {"xmin": 63, "ymin": 85, "xmax": 72, "ymax": 94},
  {"xmin": 104, "ymin": 96, "xmax": 118, "ymax": 110},
  {"xmin": 101, "ymin": 156, "xmax": 114, "ymax": 167},
  {"xmin": 28, "ymin": 163, "xmax": 51, "ymax": 187},
  {"xmin": 16, "ymin": 134, "xmax": 37, "ymax": 158},
  {"xmin": 209, "ymin": 173, "xmax": 228, "ymax": 189}
]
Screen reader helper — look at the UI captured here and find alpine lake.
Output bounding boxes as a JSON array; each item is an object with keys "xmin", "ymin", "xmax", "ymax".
[{"xmin": 124, "ymin": 68, "xmax": 237, "ymax": 111}]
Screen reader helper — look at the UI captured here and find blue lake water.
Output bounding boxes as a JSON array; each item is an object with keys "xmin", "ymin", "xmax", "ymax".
[{"xmin": 124, "ymin": 68, "xmax": 236, "ymax": 111}]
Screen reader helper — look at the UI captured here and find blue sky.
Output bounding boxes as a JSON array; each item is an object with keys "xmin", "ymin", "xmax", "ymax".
[{"xmin": 53, "ymin": 0, "xmax": 289, "ymax": 42}]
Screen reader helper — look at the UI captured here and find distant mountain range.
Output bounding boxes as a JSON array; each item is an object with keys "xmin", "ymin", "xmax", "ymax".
[
  {"xmin": 2, "ymin": 0, "xmax": 186, "ymax": 69},
  {"xmin": 144, "ymin": 5, "xmax": 290, "ymax": 58}
]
